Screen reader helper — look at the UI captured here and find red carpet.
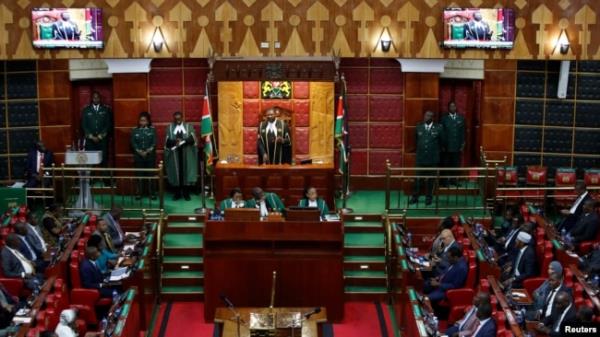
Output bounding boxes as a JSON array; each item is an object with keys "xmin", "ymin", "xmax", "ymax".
[
  {"xmin": 333, "ymin": 302, "xmax": 384, "ymax": 337},
  {"xmin": 151, "ymin": 301, "xmax": 392, "ymax": 337}
]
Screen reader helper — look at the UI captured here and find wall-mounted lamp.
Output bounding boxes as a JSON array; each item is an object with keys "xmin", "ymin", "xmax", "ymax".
[
  {"xmin": 148, "ymin": 26, "xmax": 168, "ymax": 53},
  {"xmin": 557, "ymin": 29, "xmax": 570, "ymax": 55},
  {"xmin": 380, "ymin": 27, "xmax": 392, "ymax": 52}
]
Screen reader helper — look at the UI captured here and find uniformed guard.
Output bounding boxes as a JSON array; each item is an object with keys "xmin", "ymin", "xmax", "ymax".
[
  {"xmin": 131, "ymin": 112, "xmax": 157, "ymax": 199},
  {"xmin": 410, "ymin": 110, "xmax": 443, "ymax": 206},
  {"xmin": 440, "ymin": 101, "xmax": 465, "ymax": 186},
  {"xmin": 82, "ymin": 91, "xmax": 112, "ymax": 167}
]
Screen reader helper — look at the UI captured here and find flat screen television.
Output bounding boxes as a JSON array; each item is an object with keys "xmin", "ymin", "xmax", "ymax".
[
  {"xmin": 442, "ymin": 8, "xmax": 515, "ymax": 49},
  {"xmin": 32, "ymin": 8, "xmax": 104, "ymax": 49}
]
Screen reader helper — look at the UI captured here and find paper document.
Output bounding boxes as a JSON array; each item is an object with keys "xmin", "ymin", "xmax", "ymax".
[
  {"xmin": 109, "ymin": 267, "xmax": 130, "ymax": 281},
  {"xmin": 324, "ymin": 214, "xmax": 340, "ymax": 221},
  {"xmin": 170, "ymin": 140, "xmax": 186, "ymax": 151},
  {"xmin": 125, "ymin": 232, "xmax": 141, "ymax": 238}
]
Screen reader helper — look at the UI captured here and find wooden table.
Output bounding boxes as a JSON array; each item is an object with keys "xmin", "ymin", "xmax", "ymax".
[
  {"xmin": 487, "ymin": 276, "xmax": 525, "ymax": 337},
  {"xmin": 464, "ymin": 224, "xmax": 501, "ymax": 280},
  {"xmin": 402, "ymin": 287, "xmax": 434, "ymax": 337},
  {"xmin": 509, "ymin": 288, "xmax": 533, "ymax": 306},
  {"xmin": 204, "ymin": 219, "xmax": 344, "ymax": 322},
  {"xmin": 214, "ymin": 307, "xmax": 326, "ymax": 337},
  {"xmin": 570, "ymin": 264, "xmax": 600, "ymax": 313},
  {"xmin": 215, "ymin": 163, "xmax": 335, "ymax": 208}
]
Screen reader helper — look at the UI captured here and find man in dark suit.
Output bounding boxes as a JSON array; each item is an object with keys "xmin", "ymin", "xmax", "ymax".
[
  {"xmin": 80, "ymin": 246, "xmax": 113, "ymax": 298},
  {"xmin": 51, "ymin": 11, "xmax": 81, "ymax": 40},
  {"xmin": 568, "ymin": 199, "xmax": 599, "ymax": 245},
  {"xmin": 464, "ymin": 11, "xmax": 492, "ymax": 41},
  {"xmin": 257, "ymin": 107, "xmax": 291, "ymax": 165},
  {"xmin": 102, "ymin": 206, "xmax": 124, "ymax": 248},
  {"xmin": 440, "ymin": 101, "xmax": 465, "ymax": 186},
  {"xmin": 424, "ymin": 246, "xmax": 467, "ymax": 303},
  {"xmin": 503, "ymin": 231, "xmax": 537, "ymax": 288},
  {"xmin": 20, "ymin": 214, "xmax": 47, "ymax": 257},
  {"xmin": 445, "ymin": 291, "xmax": 491, "ymax": 337},
  {"xmin": 244, "ymin": 187, "xmax": 285, "ymax": 216},
  {"xmin": 1, "ymin": 234, "xmax": 42, "ymax": 290},
  {"xmin": 410, "ymin": 110, "xmax": 443, "ymax": 206},
  {"xmin": 24, "ymin": 141, "xmax": 53, "ymax": 188},
  {"xmin": 13, "ymin": 222, "xmax": 47, "ymax": 271},
  {"xmin": 536, "ymin": 291, "xmax": 576, "ymax": 337},
  {"xmin": 558, "ymin": 182, "xmax": 592, "ymax": 232},
  {"xmin": 431, "ymin": 229, "xmax": 460, "ymax": 276},
  {"xmin": 527, "ymin": 272, "xmax": 572, "ymax": 321},
  {"xmin": 472, "ymin": 301, "xmax": 496, "ymax": 337}
]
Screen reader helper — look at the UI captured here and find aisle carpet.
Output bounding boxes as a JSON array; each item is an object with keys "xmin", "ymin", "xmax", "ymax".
[{"xmin": 150, "ymin": 301, "xmax": 397, "ymax": 337}]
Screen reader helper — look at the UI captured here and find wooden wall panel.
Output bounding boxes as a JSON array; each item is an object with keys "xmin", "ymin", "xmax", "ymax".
[
  {"xmin": 481, "ymin": 124, "xmax": 514, "ymax": 152},
  {"xmin": 308, "ymin": 82, "xmax": 334, "ymax": 163},
  {"xmin": 217, "ymin": 82, "xmax": 244, "ymax": 162},
  {"xmin": 404, "ymin": 100, "xmax": 440, "ymax": 126},
  {"xmin": 39, "ymin": 100, "xmax": 71, "ymax": 126},
  {"xmin": 484, "ymin": 71, "xmax": 517, "ymax": 97},
  {"xmin": 40, "ymin": 126, "xmax": 71, "ymax": 153},
  {"xmin": 38, "ymin": 71, "xmax": 70, "ymax": 98},
  {"xmin": 2, "ymin": 1, "xmax": 600, "ymax": 60},
  {"xmin": 113, "ymin": 100, "xmax": 148, "ymax": 127},
  {"xmin": 405, "ymin": 73, "xmax": 439, "ymax": 99},
  {"xmin": 481, "ymin": 99, "xmax": 515, "ymax": 125},
  {"xmin": 113, "ymin": 74, "xmax": 148, "ymax": 99}
]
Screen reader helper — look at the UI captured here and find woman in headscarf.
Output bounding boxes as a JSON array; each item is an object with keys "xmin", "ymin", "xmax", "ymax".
[{"xmin": 55, "ymin": 309, "xmax": 78, "ymax": 337}]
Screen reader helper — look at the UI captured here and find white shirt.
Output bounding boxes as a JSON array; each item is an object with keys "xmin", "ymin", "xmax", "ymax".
[
  {"xmin": 28, "ymin": 223, "xmax": 47, "ymax": 252},
  {"xmin": 7, "ymin": 247, "xmax": 34, "ymax": 276},
  {"xmin": 232, "ymin": 201, "xmax": 244, "ymax": 208},
  {"xmin": 472, "ymin": 317, "xmax": 491, "ymax": 337},
  {"xmin": 258, "ymin": 200, "xmax": 269, "ymax": 217},
  {"xmin": 569, "ymin": 191, "xmax": 588, "ymax": 214},
  {"xmin": 18, "ymin": 235, "xmax": 37, "ymax": 261},
  {"xmin": 554, "ymin": 304, "xmax": 573, "ymax": 332},
  {"xmin": 544, "ymin": 284, "xmax": 561, "ymax": 317},
  {"xmin": 308, "ymin": 200, "xmax": 318, "ymax": 208},
  {"xmin": 266, "ymin": 121, "xmax": 277, "ymax": 134},
  {"xmin": 450, "ymin": 113, "xmax": 457, "ymax": 120},
  {"xmin": 505, "ymin": 228, "xmax": 519, "ymax": 249},
  {"xmin": 173, "ymin": 123, "xmax": 187, "ymax": 135},
  {"xmin": 513, "ymin": 246, "xmax": 527, "ymax": 277},
  {"xmin": 443, "ymin": 240, "xmax": 456, "ymax": 253},
  {"xmin": 93, "ymin": 104, "xmax": 100, "ymax": 112},
  {"xmin": 425, "ymin": 123, "xmax": 432, "ymax": 131},
  {"xmin": 36, "ymin": 151, "xmax": 44, "ymax": 173},
  {"xmin": 458, "ymin": 306, "xmax": 477, "ymax": 331}
]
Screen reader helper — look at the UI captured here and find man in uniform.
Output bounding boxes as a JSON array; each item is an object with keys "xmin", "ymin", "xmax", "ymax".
[
  {"xmin": 257, "ymin": 107, "xmax": 291, "ymax": 165},
  {"xmin": 82, "ymin": 91, "xmax": 112, "ymax": 168},
  {"xmin": 440, "ymin": 101, "xmax": 465, "ymax": 186},
  {"xmin": 410, "ymin": 110, "xmax": 443, "ymax": 206}
]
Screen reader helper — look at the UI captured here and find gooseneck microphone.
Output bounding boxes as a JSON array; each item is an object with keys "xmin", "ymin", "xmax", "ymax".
[{"xmin": 303, "ymin": 307, "xmax": 321, "ymax": 319}]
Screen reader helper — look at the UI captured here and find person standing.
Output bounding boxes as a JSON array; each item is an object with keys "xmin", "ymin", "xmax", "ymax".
[
  {"xmin": 440, "ymin": 101, "xmax": 465, "ymax": 186},
  {"xmin": 410, "ymin": 110, "xmax": 443, "ymax": 206},
  {"xmin": 131, "ymin": 112, "xmax": 157, "ymax": 200},
  {"xmin": 257, "ymin": 107, "xmax": 291, "ymax": 165},
  {"xmin": 82, "ymin": 91, "xmax": 112, "ymax": 168},
  {"xmin": 165, "ymin": 111, "xmax": 198, "ymax": 201}
]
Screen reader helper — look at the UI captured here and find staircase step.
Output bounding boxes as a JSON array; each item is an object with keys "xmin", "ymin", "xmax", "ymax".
[
  {"xmin": 163, "ymin": 233, "xmax": 203, "ymax": 255},
  {"xmin": 344, "ymin": 256, "xmax": 385, "ymax": 270},
  {"xmin": 162, "ymin": 255, "xmax": 203, "ymax": 271},
  {"xmin": 344, "ymin": 285, "xmax": 389, "ymax": 301},
  {"xmin": 161, "ymin": 286, "xmax": 204, "ymax": 301},
  {"xmin": 344, "ymin": 233, "xmax": 385, "ymax": 247},
  {"xmin": 342, "ymin": 214, "xmax": 382, "ymax": 222},
  {"xmin": 161, "ymin": 270, "xmax": 204, "ymax": 286},
  {"xmin": 344, "ymin": 221, "xmax": 384, "ymax": 233},
  {"xmin": 344, "ymin": 270, "xmax": 387, "ymax": 286},
  {"xmin": 162, "ymin": 270, "xmax": 204, "ymax": 278},
  {"xmin": 344, "ymin": 270, "xmax": 386, "ymax": 278},
  {"xmin": 167, "ymin": 221, "xmax": 204, "ymax": 233}
]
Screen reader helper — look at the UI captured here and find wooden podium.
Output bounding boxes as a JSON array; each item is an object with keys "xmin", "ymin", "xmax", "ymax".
[
  {"xmin": 203, "ymin": 219, "xmax": 344, "ymax": 322},
  {"xmin": 214, "ymin": 163, "xmax": 335, "ymax": 208}
]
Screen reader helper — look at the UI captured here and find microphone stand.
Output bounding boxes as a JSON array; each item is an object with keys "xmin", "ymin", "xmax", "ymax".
[{"xmin": 224, "ymin": 303, "xmax": 242, "ymax": 337}]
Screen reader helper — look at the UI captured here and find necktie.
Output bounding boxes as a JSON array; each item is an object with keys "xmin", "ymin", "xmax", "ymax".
[
  {"xmin": 544, "ymin": 288, "xmax": 557, "ymax": 317},
  {"xmin": 104, "ymin": 233, "xmax": 114, "ymax": 251},
  {"xmin": 21, "ymin": 237, "xmax": 37, "ymax": 261},
  {"xmin": 458, "ymin": 307, "xmax": 475, "ymax": 331}
]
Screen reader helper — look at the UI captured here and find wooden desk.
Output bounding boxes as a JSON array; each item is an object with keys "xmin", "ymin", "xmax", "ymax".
[
  {"xmin": 510, "ymin": 289, "xmax": 533, "ymax": 306},
  {"xmin": 204, "ymin": 220, "xmax": 344, "ymax": 322},
  {"xmin": 464, "ymin": 224, "xmax": 501, "ymax": 280},
  {"xmin": 215, "ymin": 163, "xmax": 335, "ymax": 208},
  {"xmin": 402, "ymin": 287, "xmax": 434, "ymax": 337},
  {"xmin": 487, "ymin": 276, "xmax": 524, "ymax": 337},
  {"xmin": 570, "ymin": 264, "xmax": 600, "ymax": 313},
  {"xmin": 532, "ymin": 215, "xmax": 580, "ymax": 267},
  {"xmin": 214, "ymin": 307, "xmax": 326, "ymax": 337},
  {"xmin": 45, "ymin": 222, "xmax": 85, "ymax": 281},
  {"xmin": 15, "ymin": 277, "xmax": 56, "ymax": 337}
]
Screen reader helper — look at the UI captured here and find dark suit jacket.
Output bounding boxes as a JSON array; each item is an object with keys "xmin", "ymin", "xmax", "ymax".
[
  {"xmin": 1, "ymin": 248, "xmax": 26, "ymax": 278},
  {"xmin": 439, "ymin": 258, "xmax": 468, "ymax": 291},
  {"xmin": 25, "ymin": 149, "xmax": 53, "ymax": 178},
  {"xmin": 473, "ymin": 318, "xmax": 496, "ymax": 337},
  {"xmin": 560, "ymin": 193, "xmax": 593, "ymax": 231},
  {"xmin": 511, "ymin": 245, "xmax": 537, "ymax": 287},
  {"xmin": 17, "ymin": 235, "xmax": 41, "ymax": 262},
  {"xmin": 543, "ymin": 304, "xmax": 576, "ymax": 337},
  {"xmin": 80, "ymin": 258, "xmax": 104, "ymax": 290},
  {"xmin": 570, "ymin": 212, "xmax": 599, "ymax": 244},
  {"xmin": 435, "ymin": 240, "xmax": 460, "ymax": 275},
  {"xmin": 540, "ymin": 285, "xmax": 572, "ymax": 319}
]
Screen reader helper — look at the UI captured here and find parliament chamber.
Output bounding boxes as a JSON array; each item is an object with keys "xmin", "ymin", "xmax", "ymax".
[{"xmin": 1, "ymin": 1, "xmax": 600, "ymax": 337}]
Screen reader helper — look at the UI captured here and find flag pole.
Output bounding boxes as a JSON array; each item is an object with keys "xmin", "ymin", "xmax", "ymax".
[{"xmin": 340, "ymin": 73, "xmax": 353, "ymax": 214}]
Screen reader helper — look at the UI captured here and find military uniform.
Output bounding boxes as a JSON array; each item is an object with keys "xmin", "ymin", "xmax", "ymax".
[
  {"xmin": 440, "ymin": 112, "xmax": 465, "ymax": 185},
  {"xmin": 131, "ymin": 126, "xmax": 157, "ymax": 197},
  {"xmin": 257, "ymin": 119, "xmax": 291, "ymax": 164},
  {"xmin": 413, "ymin": 122, "xmax": 443, "ymax": 201},
  {"xmin": 82, "ymin": 104, "xmax": 112, "ymax": 166}
]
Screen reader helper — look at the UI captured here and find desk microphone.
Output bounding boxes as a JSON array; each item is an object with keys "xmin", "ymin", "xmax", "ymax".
[
  {"xmin": 303, "ymin": 307, "xmax": 321, "ymax": 319},
  {"xmin": 219, "ymin": 293, "xmax": 235, "ymax": 308}
]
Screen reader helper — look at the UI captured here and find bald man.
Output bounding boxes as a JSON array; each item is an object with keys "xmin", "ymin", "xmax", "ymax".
[{"xmin": 432, "ymin": 229, "xmax": 460, "ymax": 276}]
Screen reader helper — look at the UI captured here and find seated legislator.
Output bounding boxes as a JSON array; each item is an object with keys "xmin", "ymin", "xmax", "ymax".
[
  {"xmin": 103, "ymin": 206, "xmax": 125, "ymax": 248},
  {"xmin": 1, "ymin": 234, "xmax": 43, "ymax": 290},
  {"xmin": 527, "ymin": 261, "xmax": 564, "ymax": 319},
  {"xmin": 526, "ymin": 271, "xmax": 572, "ymax": 321},
  {"xmin": 55, "ymin": 308, "xmax": 78, "ymax": 337},
  {"xmin": 245, "ymin": 187, "xmax": 285, "ymax": 217},
  {"xmin": 535, "ymin": 291, "xmax": 576, "ymax": 337},
  {"xmin": 483, "ymin": 213, "xmax": 523, "ymax": 256},
  {"xmin": 471, "ymin": 301, "xmax": 496, "ymax": 337},
  {"xmin": 580, "ymin": 244, "xmax": 600, "ymax": 279},
  {"xmin": 257, "ymin": 107, "xmax": 291, "ymax": 165},
  {"xmin": 80, "ymin": 246, "xmax": 115, "ymax": 298},
  {"xmin": 14, "ymin": 222, "xmax": 47, "ymax": 271},
  {"xmin": 424, "ymin": 246, "xmax": 467, "ymax": 304},
  {"xmin": 86, "ymin": 235, "xmax": 117, "ymax": 274},
  {"xmin": 21, "ymin": 213, "xmax": 47, "ymax": 256},
  {"xmin": 219, "ymin": 188, "xmax": 245, "ymax": 210},
  {"xmin": 445, "ymin": 291, "xmax": 491, "ymax": 337},
  {"xmin": 24, "ymin": 141, "xmax": 53, "ymax": 188},
  {"xmin": 431, "ymin": 229, "xmax": 460, "ymax": 276},
  {"xmin": 567, "ymin": 199, "xmax": 599, "ymax": 246},
  {"xmin": 429, "ymin": 216, "xmax": 455, "ymax": 258},
  {"xmin": 558, "ymin": 182, "xmax": 592, "ymax": 232},
  {"xmin": 91, "ymin": 219, "xmax": 117, "ymax": 254},
  {"xmin": 42, "ymin": 204, "xmax": 66, "ymax": 248},
  {"xmin": 502, "ymin": 232, "xmax": 537, "ymax": 288},
  {"xmin": 297, "ymin": 187, "xmax": 329, "ymax": 217}
]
